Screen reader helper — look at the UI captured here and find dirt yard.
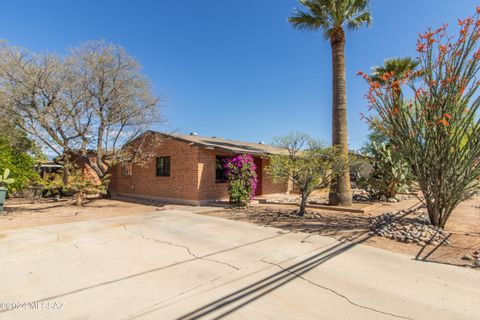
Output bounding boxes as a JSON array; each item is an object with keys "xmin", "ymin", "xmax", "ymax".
[
  {"xmin": 0, "ymin": 197, "xmax": 161, "ymax": 231},
  {"xmin": 202, "ymin": 196, "xmax": 480, "ymax": 269}
]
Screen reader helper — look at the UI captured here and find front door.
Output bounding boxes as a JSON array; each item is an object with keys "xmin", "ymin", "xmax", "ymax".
[{"xmin": 254, "ymin": 157, "xmax": 263, "ymax": 196}]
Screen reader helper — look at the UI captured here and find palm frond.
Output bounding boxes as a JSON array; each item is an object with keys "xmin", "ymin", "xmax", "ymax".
[
  {"xmin": 289, "ymin": 0, "xmax": 372, "ymax": 37},
  {"xmin": 350, "ymin": 0, "xmax": 369, "ymax": 13},
  {"xmin": 288, "ymin": 10, "xmax": 324, "ymax": 32},
  {"xmin": 347, "ymin": 11, "xmax": 372, "ymax": 30},
  {"xmin": 370, "ymin": 57, "xmax": 420, "ymax": 84}
]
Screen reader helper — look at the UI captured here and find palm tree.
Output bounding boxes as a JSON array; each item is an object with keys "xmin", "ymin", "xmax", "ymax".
[
  {"xmin": 289, "ymin": 0, "xmax": 372, "ymax": 206},
  {"xmin": 370, "ymin": 57, "xmax": 420, "ymax": 85}
]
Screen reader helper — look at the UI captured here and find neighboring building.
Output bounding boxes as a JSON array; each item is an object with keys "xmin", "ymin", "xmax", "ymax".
[
  {"xmin": 70, "ymin": 150, "xmax": 103, "ymax": 186},
  {"xmin": 35, "ymin": 162, "xmax": 64, "ymax": 179},
  {"xmin": 46, "ymin": 150, "xmax": 104, "ymax": 186},
  {"xmin": 109, "ymin": 131, "xmax": 291, "ymax": 205}
]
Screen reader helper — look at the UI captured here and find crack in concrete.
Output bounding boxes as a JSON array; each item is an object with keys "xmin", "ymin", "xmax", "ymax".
[
  {"xmin": 57, "ymin": 234, "xmax": 79, "ymax": 250},
  {"xmin": 261, "ymin": 259, "xmax": 415, "ymax": 320},
  {"xmin": 120, "ymin": 224, "xmax": 239, "ymax": 270},
  {"xmin": 34, "ymin": 227, "xmax": 79, "ymax": 250},
  {"xmin": 300, "ymin": 234, "xmax": 318, "ymax": 243}
]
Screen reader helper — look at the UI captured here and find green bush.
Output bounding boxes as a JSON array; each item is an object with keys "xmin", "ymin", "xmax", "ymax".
[{"xmin": 0, "ymin": 136, "xmax": 40, "ymax": 193}]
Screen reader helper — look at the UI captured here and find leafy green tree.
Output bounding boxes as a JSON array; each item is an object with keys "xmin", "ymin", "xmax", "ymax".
[
  {"xmin": 0, "ymin": 136, "xmax": 40, "ymax": 193},
  {"xmin": 268, "ymin": 132, "xmax": 341, "ymax": 216},
  {"xmin": 0, "ymin": 96, "xmax": 42, "ymax": 193},
  {"xmin": 289, "ymin": 0, "xmax": 372, "ymax": 206},
  {"xmin": 362, "ymin": 12, "xmax": 480, "ymax": 227}
]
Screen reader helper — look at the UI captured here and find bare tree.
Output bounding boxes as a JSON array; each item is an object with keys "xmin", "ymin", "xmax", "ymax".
[
  {"xmin": 0, "ymin": 41, "xmax": 162, "ymax": 186},
  {"xmin": 68, "ymin": 41, "xmax": 161, "ymax": 178},
  {"xmin": 0, "ymin": 44, "xmax": 90, "ymax": 184}
]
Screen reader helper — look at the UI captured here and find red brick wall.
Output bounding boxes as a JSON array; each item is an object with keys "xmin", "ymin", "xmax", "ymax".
[
  {"xmin": 110, "ymin": 138, "xmax": 201, "ymax": 201},
  {"xmin": 197, "ymin": 150, "xmax": 230, "ymax": 201},
  {"xmin": 260, "ymin": 158, "xmax": 290, "ymax": 195},
  {"xmin": 109, "ymin": 136, "xmax": 290, "ymax": 204},
  {"xmin": 70, "ymin": 153, "xmax": 102, "ymax": 186}
]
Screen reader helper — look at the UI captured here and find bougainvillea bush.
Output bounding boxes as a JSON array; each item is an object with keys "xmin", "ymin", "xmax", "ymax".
[
  {"xmin": 359, "ymin": 9, "xmax": 480, "ymax": 227},
  {"xmin": 224, "ymin": 154, "xmax": 258, "ymax": 206}
]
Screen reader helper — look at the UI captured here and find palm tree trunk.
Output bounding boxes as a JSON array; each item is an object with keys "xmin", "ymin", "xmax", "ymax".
[{"xmin": 328, "ymin": 27, "xmax": 352, "ymax": 206}]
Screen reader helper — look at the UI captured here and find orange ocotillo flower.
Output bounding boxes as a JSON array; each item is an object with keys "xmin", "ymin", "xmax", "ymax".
[{"xmin": 437, "ymin": 118, "xmax": 450, "ymax": 126}]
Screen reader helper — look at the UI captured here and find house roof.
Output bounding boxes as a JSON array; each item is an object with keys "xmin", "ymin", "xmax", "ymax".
[{"xmin": 148, "ymin": 131, "xmax": 288, "ymax": 156}]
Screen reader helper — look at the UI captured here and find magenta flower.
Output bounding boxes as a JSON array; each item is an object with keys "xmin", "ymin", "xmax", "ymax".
[{"xmin": 223, "ymin": 154, "xmax": 258, "ymax": 204}]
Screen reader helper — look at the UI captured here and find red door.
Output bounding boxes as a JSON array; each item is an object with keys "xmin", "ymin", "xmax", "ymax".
[{"xmin": 254, "ymin": 157, "xmax": 263, "ymax": 196}]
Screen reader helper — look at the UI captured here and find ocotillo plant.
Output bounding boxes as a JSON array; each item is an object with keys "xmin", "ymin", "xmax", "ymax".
[{"xmin": 359, "ymin": 9, "xmax": 480, "ymax": 227}]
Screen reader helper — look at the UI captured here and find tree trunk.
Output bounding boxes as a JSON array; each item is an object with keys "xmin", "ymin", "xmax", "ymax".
[
  {"xmin": 62, "ymin": 166, "xmax": 69, "ymax": 186},
  {"xmin": 85, "ymin": 123, "xmax": 108, "ymax": 182},
  {"xmin": 427, "ymin": 204, "xmax": 441, "ymax": 227},
  {"xmin": 62, "ymin": 152, "xmax": 70, "ymax": 187},
  {"xmin": 299, "ymin": 191, "xmax": 308, "ymax": 217},
  {"xmin": 328, "ymin": 27, "xmax": 352, "ymax": 206},
  {"xmin": 75, "ymin": 192, "xmax": 83, "ymax": 206}
]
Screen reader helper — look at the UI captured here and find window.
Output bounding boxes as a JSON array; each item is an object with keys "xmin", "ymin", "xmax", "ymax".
[
  {"xmin": 216, "ymin": 156, "xmax": 228, "ymax": 183},
  {"xmin": 122, "ymin": 162, "xmax": 132, "ymax": 177},
  {"xmin": 156, "ymin": 157, "xmax": 171, "ymax": 177}
]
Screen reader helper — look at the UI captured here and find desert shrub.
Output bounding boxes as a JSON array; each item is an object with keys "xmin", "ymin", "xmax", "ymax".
[
  {"xmin": 360, "ymin": 10, "xmax": 480, "ymax": 227},
  {"xmin": 224, "ymin": 154, "xmax": 257, "ymax": 206},
  {"xmin": 67, "ymin": 169, "xmax": 110, "ymax": 206},
  {"xmin": 268, "ymin": 132, "xmax": 341, "ymax": 216}
]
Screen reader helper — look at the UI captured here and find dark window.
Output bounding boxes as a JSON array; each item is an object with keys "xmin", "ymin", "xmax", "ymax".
[
  {"xmin": 216, "ymin": 156, "xmax": 228, "ymax": 183},
  {"xmin": 156, "ymin": 157, "xmax": 171, "ymax": 177}
]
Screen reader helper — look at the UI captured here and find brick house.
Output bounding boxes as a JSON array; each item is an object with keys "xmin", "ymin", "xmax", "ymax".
[{"xmin": 109, "ymin": 131, "xmax": 291, "ymax": 205}]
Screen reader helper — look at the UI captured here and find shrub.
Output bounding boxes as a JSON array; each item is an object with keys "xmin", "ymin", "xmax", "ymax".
[
  {"xmin": 268, "ymin": 132, "xmax": 341, "ymax": 216},
  {"xmin": 360, "ymin": 9, "xmax": 480, "ymax": 227},
  {"xmin": 0, "ymin": 136, "xmax": 40, "ymax": 193},
  {"xmin": 224, "ymin": 154, "xmax": 258, "ymax": 206},
  {"xmin": 67, "ymin": 169, "xmax": 110, "ymax": 206}
]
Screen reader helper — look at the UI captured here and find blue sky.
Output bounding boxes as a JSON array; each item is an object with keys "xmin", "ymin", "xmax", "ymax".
[{"xmin": 0, "ymin": 0, "xmax": 478, "ymax": 149}]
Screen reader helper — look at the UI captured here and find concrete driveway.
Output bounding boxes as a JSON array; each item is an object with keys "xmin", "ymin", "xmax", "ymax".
[{"xmin": 0, "ymin": 209, "xmax": 478, "ymax": 320}]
